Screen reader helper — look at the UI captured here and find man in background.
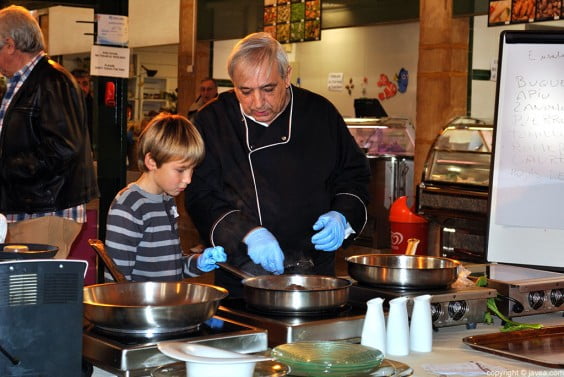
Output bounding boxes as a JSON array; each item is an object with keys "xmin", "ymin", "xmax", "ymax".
[
  {"xmin": 71, "ymin": 68, "xmax": 94, "ymax": 149},
  {"xmin": 187, "ymin": 77, "xmax": 218, "ymax": 121},
  {"xmin": 0, "ymin": 5, "xmax": 98, "ymax": 258}
]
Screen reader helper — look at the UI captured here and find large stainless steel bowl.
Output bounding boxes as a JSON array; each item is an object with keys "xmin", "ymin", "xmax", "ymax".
[{"xmin": 346, "ymin": 254, "xmax": 460, "ymax": 289}]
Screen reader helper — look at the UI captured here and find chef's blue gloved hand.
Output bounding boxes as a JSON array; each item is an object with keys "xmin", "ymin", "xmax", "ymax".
[
  {"xmin": 197, "ymin": 246, "xmax": 227, "ymax": 272},
  {"xmin": 244, "ymin": 227, "xmax": 285, "ymax": 275},
  {"xmin": 311, "ymin": 211, "xmax": 347, "ymax": 251}
]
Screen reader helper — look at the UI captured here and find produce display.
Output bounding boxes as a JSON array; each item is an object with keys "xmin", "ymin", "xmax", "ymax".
[
  {"xmin": 511, "ymin": 0, "xmax": 536, "ymax": 22},
  {"xmin": 263, "ymin": 0, "xmax": 321, "ymax": 43},
  {"xmin": 535, "ymin": 0, "xmax": 562, "ymax": 19},
  {"xmin": 489, "ymin": 0, "xmax": 562, "ymax": 24},
  {"xmin": 489, "ymin": 0, "xmax": 511, "ymax": 23}
]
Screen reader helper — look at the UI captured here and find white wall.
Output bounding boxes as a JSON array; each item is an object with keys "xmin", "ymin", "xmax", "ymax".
[
  {"xmin": 471, "ymin": 15, "xmax": 528, "ymax": 120},
  {"xmin": 296, "ymin": 24, "xmax": 419, "ymax": 119},
  {"xmin": 45, "ymin": 6, "xmax": 94, "ymax": 55},
  {"xmin": 213, "ymin": 23, "xmax": 420, "ymax": 121},
  {"xmin": 43, "ymin": 1, "xmax": 181, "ymax": 54},
  {"xmin": 129, "ymin": 0, "xmax": 180, "ymax": 48},
  {"xmin": 470, "ymin": 15, "xmax": 564, "ymax": 120},
  {"xmin": 134, "ymin": 47, "xmax": 178, "ymax": 89}
]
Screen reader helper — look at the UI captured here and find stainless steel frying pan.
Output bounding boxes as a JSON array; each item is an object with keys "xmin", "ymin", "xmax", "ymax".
[
  {"xmin": 218, "ymin": 262, "xmax": 350, "ymax": 313},
  {"xmin": 83, "ymin": 239, "xmax": 228, "ymax": 335}
]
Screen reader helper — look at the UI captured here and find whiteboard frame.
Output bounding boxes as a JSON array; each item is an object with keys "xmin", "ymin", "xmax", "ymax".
[{"xmin": 487, "ymin": 30, "xmax": 564, "ymax": 272}]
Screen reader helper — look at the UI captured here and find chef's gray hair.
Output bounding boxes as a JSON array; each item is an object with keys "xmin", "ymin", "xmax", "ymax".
[
  {"xmin": 0, "ymin": 5, "xmax": 45, "ymax": 53},
  {"xmin": 227, "ymin": 32, "xmax": 289, "ymax": 80}
]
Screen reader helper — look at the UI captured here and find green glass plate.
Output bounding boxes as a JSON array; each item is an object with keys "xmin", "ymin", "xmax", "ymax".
[{"xmin": 271, "ymin": 341, "xmax": 384, "ymax": 376}]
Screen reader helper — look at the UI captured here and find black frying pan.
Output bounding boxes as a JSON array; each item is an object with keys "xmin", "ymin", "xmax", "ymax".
[{"xmin": 0, "ymin": 243, "xmax": 58, "ymax": 260}]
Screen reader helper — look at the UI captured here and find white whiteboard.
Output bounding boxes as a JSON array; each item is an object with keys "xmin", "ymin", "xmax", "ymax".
[{"xmin": 488, "ymin": 31, "xmax": 564, "ymax": 271}]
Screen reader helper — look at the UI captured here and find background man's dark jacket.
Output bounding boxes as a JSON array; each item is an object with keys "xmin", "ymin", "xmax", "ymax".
[{"xmin": 0, "ymin": 56, "xmax": 98, "ymax": 213}]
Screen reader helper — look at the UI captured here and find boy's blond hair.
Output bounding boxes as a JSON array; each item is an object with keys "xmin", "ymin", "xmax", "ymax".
[{"xmin": 136, "ymin": 112, "xmax": 204, "ymax": 172}]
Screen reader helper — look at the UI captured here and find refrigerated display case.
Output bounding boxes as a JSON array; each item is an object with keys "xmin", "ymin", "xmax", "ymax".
[
  {"xmin": 417, "ymin": 116, "xmax": 494, "ymax": 262},
  {"xmin": 345, "ymin": 117, "xmax": 415, "ymax": 249}
]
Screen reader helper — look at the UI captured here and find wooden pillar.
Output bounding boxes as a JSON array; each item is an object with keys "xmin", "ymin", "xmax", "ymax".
[
  {"xmin": 415, "ymin": 0, "xmax": 469, "ymax": 185},
  {"xmin": 178, "ymin": 0, "xmax": 196, "ymax": 117},
  {"xmin": 177, "ymin": 0, "xmax": 212, "ymax": 117},
  {"xmin": 177, "ymin": 0, "xmax": 213, "ymax": 264}
]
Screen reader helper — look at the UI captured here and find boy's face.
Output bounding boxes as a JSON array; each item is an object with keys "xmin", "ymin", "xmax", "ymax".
[{"xmin": 151, "ymin": 159, "xmax": 194, "ymax": 196}]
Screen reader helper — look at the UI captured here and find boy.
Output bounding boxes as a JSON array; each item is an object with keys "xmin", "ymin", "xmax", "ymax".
[{"xmin": 105, "ymin": 113, "xmax": 226, "ymax": 281}]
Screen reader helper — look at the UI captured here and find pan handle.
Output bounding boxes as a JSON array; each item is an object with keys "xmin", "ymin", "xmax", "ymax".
[
  {"xmin": 0, "ymin": 344, "xmax": 19, "ymax": 366},
  {"xmin": 88, "ymin": 239, "xmax": 127, "ymax": 283},
  {"xmin": 405, "ymin": 238, "xmax": 420, "ymax": 255},
  {"xmin": 217, "ymin": 262, "xmax": 254, "ymax": 280}
]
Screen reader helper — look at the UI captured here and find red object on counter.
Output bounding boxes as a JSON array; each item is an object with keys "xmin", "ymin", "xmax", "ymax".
[
  {"xmin": 389, "ymin": 196, "xmax": 428, "ymax": 255},
  {"xmin": 104, "ymin": 81, "xmax": 116, "ymax": 107}
]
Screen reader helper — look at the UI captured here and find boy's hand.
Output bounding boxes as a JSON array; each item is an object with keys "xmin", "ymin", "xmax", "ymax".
[{"xmin": 197, "ymin": 246, "xmax": 227, "ymax": 272}]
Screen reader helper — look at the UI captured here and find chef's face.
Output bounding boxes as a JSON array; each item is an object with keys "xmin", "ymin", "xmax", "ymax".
[{"xmin": 232, "ymin": 59, "xmax": 291, "ymax": 125}]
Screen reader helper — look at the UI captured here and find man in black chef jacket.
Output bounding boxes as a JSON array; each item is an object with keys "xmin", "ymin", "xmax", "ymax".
[{"xmin": 185, "ymin": 32, "xmax": 370, "ymax": 296}]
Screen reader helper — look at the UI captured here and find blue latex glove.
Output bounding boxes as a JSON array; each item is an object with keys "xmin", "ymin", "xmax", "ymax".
[
  {"xmin": 244, "ymin": 227, "xmax": 284, "ymax": 275},
  {"xmin": 205, "ymin": 317, "xmax": 225, "ymax": 329},
  {"xmin": 197, "ymin": 246, "xmax": 227, "ymax": 272},
  {"xmin": 311, "ymin": 211, "xmax": 347, "ymax": 251}
]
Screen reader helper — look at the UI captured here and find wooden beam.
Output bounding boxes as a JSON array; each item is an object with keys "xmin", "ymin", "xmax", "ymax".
[
  {"xmin": 415, "ymin": 0, "xmax": 469, "ymax": 187},
  {"xmin": 178, "ymin": 0, "xmax": 212, "ymax": 118},
  {"xmin": 177, "ymin": 0, "xmax": 213, "ymax": 256}
]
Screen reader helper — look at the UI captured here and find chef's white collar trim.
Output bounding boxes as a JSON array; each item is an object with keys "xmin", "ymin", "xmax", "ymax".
[{"xmin": 241, "ymin": 109, "xmax": 273, "ymax": 127}]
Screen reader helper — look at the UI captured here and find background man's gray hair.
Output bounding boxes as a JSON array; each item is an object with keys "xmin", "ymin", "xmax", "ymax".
[{"xmin": 0, "ymin": 5, "xmax": 45, "ymax": 53}]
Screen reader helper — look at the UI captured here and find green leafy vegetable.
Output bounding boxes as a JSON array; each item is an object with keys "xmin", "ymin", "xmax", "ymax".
[{"xmin": 476, "ymin": 276, "xmax": 543, "ymax": 332}]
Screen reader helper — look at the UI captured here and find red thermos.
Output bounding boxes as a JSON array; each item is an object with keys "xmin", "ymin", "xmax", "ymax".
[{"xmin": 389, "ymin": 196, "xmax": 428, "ymax": 255}]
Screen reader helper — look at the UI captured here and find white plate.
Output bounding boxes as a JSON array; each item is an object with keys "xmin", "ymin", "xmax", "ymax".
[
  {"xmin": 151, "ymin": 360, "xmax": 289, "ymax": 377},
  {"xmin": 157, "ymin": 342, "xmax": 273, "ymax": 364}
]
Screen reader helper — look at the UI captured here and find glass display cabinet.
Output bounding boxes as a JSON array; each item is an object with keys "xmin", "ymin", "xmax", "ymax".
[
  {"xmin": 423, "ymin": 117, "xmax": 493, "ymax": 188},
  {"xmin": 417, "ymin": 116, "xmax": 494, "ymax": 262},
  {"xmin": 345, "ymin": 117, "xmax": 415, "ymax": 157},
  {"xmin": 345, "ymin": 117, "xmax": 415, "ymax": 249}
]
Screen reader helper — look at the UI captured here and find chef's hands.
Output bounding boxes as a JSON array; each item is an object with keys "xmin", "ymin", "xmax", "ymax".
[
  {"xmin": 311, "ymin": 211, "xmax": 346, "ymax": 251},
  {"xmin": 244, "ymin": 227, "xmax": 285, "ymax": 275},
  {"xmin": 197, "ymin": 246, "xmax": 227, "ymax": 272}
]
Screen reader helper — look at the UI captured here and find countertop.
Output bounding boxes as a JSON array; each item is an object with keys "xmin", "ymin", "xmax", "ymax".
[{"xmin": 91, "ymin": 311, "xmax": 564, "ymax": 377}]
